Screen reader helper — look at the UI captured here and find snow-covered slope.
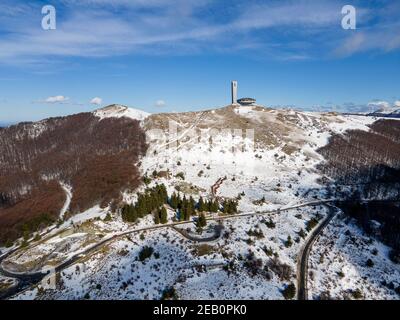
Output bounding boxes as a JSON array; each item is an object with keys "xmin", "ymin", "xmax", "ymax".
[
  {"xmin": 3, "ymin": 104, "xmax": 400, "ymax": 301},
  {"xmin": 94, "ymin": 104, "xmax": 150, "ymax": 121},
  {"xmin": 141, "ymin": 105, "xmax": 375, "ymax": 211},
  {"xmin": 309, "ymin": 213, "xmax": 400, "ymax": 300}
]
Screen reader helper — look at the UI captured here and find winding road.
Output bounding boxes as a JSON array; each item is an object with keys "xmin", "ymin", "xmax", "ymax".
[
  {"xmin": 0, "ymin": 200, "xmax": 336, "ymax": 299},
  {"xmin": 296, "ymin": 204, "xmax": 337, "ymax": 300}
]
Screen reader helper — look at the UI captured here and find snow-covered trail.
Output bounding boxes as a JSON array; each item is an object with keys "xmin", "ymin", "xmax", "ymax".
[{"xmin": 59, "ymin": 183, "xmax": 72, "ymax": 220}]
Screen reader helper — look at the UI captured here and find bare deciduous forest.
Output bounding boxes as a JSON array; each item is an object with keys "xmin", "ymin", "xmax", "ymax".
[
  {"xmin": 319, "ymin": 119, "xmax": 400, "ymax": 251},
  {"xmin": 319, "ymin": 119, "xmax": 400, "ymax": 185},
  {"xmin": 0, "ymin": 113, "xmax": 147, "ymax": 245}
]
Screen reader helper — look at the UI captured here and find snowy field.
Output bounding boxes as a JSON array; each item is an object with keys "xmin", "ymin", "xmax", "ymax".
[{"xmin": 309, "ymin": 213, "xmax": 400, "ymax": 300}]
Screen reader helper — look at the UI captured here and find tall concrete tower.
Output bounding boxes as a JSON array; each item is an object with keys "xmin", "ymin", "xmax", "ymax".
[{"xmin": 231, "ymin": 80, "xmax": 238, "ymax": 105}]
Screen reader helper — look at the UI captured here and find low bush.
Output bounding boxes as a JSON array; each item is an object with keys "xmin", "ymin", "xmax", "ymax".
[
  {"xmin": 138, "ymin": 246, "xmax": 154, "ymax": 261},
  {"xmin": 282, "ymin": 283, "xmax": 296, "ymax": 300}
]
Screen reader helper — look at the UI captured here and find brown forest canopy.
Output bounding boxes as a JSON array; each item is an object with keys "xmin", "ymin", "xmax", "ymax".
[
  {"xmin": 318, "ymin": 119, "xmax": 400, "ymax": 185},
  {"xmin": 0, "ymin": 112, "xmax": 147, "ymax": 244}
]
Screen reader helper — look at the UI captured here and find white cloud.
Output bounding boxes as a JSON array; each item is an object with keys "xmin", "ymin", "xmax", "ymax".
[
  {"xmin": 90, "ymin": 97, "xmax": 103, "ymax": 105},
  {"xmin": 44, "ymin": 95, "xmax": 69, "ymax": 103},
  {"xmin": 367, "ymin": 100, "xmax": 391, "ymax": 111},
  {"xmin": 155, "ymin": 99, "xmax": 166, "ymax": 107},
  {"xmin": 0, "ymin": 0, "xmax": 399, "ymax": 64},
  {"xmin": 335, "ymin": 26, "xmax": 400, "ymax": 58},
  {"xmin": 365, "ymin": 100, "xmax": 400, "ymax": 113}
]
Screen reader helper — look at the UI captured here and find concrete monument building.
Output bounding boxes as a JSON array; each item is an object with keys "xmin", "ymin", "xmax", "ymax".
[{"xmin": 231, "ymin": 81, "xmax": 256, "ymax": 106}]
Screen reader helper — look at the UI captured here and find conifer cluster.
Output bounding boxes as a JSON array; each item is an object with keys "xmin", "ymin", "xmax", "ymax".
[
  {"xmin": 122, "ymin": 184, "xmax": 238, "ymax": 224},
  {"xmin": 121, "ymin": 184, "xmax": 168, "ymax": 222},
  {"xmin": 222, "ymin": 199, "xmax": 238, "ymax": 214},
  {"xmin": 170, "ymin": 194, "xmax": 221, "ymax": 221}
]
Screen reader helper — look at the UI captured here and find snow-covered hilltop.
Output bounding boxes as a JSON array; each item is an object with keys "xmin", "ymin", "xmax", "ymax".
[
  {"xmin": 141, "ymin": 104, "xmax": 376, "ymax": 212},
  {"xmin": 94, "ymin": 104, "xmax": 150, "ymax": 121}
]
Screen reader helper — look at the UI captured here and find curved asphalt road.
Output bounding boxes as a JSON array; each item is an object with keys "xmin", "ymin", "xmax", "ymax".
[{"xmin": 297, "ymin": 204, "xmax": 337, "ymax": 300}]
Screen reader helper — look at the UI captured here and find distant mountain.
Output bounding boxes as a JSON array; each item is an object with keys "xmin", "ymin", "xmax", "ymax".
[{"xmin": 368, "ymin": 106, "xmax": 400, "ymax": 118}]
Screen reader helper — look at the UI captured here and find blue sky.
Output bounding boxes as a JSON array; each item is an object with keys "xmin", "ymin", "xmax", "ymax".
[{"xmin": 0, "ymin": 0, "xmax": 399, "ymax": 123}]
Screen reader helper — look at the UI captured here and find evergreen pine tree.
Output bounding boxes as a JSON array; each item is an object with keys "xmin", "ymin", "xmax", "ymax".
[
  {"xmin": 179, "ymin": 208, "xmax": 185, "ymax": 221},
  {"xmin": 154, "ymin": 211, "xmax": 160, "ymax": 224},
  {"xmin": 221, "ymin": 200, "xmax": 238, "ymax": 214},
  {"xmin": 177, "ymin": 193, "xmax": 182, "ymax": 210},
  {"xmin": 131, "ymin": 207, "xmax": 138, "ymax": 222},
  {"xmin": 188, "ymin": 196, "xmax": 195, "ymax": 216},
  {"xmin": 283, "ymin": 283, "xmax": 296, "ymax": 300},
  {"xmin": 197, "ymin": 213, "xmax": 207, "ymax": 228},
  {"xmin": 170, "ymin": 192, "xmax": 178, "ymax": 209},
  {"xmin": 210, "ymin": 199, "xmax": 219, "ymax": 213},
  {"xmin": 198, "ymin": 196, "xmax": 205, "ymax": 212},
  {"xmin": 160, "ymin": 184, "xmax": 168, "ymax": 203},
  {"xmin": 181, "ymin": 196, "xmax": 189, "ymax": 220},
  {"xmin": 298, "ymin": 229, "xmax": 306, "ymax": 239},
  {"xmin": 207, "ymin": 199, "xmax": 212, "ymax": 212},
  {"xmin": 160, "ymin": 207, "xmax": 168, "ymax": 224},
  {"xmin": 223, "ymin": 200, "xmax": 229, "ymax": 214},
  {"xmin": 285, "ymin": 235, "xmax": 293, "ymax": 248},
  {"xmin": 121, "ymin": 205, "xmax": 128, "ymax": 221}
]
